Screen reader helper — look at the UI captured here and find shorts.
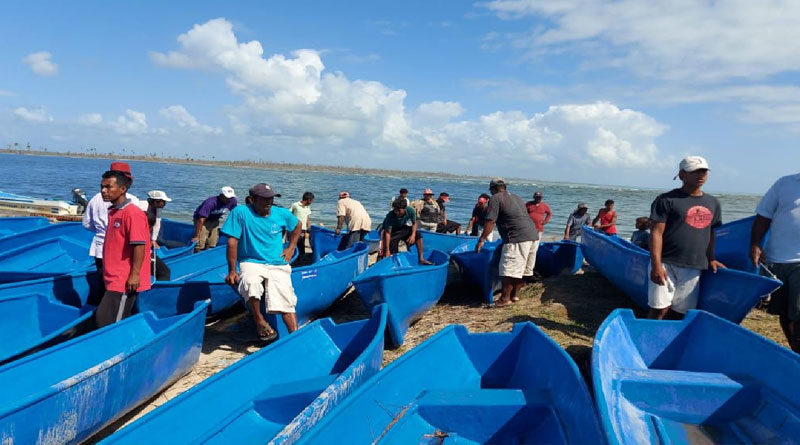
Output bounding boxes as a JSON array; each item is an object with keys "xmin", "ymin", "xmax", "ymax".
[
  {"xmin": 436, "ymin": 221, "xmax": 460, "ymax": 233},
  {"xmin": 96, "ymin": 290, "xmax": 138, "ymax": 328},
  {"xmin": 387, "ymin": 225, "xmax": 422, "ymax": 254},
  {"xmin": 195, "ymin": 218, "xmax": 222, "ymax": 250},
  {"xmin": 419, "ymin": 221, "xmax": 438, "ymax": 232},
  {"xmin": 499, "ymin": 241, "xmax": 535, "ymax": 279},
  {"xmin": 647, "ymin": 263, "xmax": 701, "ymax": 313},
  {"xmin": 237, "ymin": 262, "xmax": 297, "ymax": 313},
  {"xmin": 766, "ymin": 262, "xmax": 800, "ymax": 321},
  {"xmin": 525, "ymin": 239, "xmax": 541, "ymax": 276}
]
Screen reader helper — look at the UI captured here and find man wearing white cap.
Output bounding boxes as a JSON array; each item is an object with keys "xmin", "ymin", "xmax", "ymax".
[
  {"xmin": 648, "ymin": 156, "xmax": 725, "ymax": 320},
  {"xmin": 140, "ymin": 190, "xmax": 172, "ymax": 280},
  {"xmin": 192, "ymin": 186, "xmax": 237, "ymax": 252}
]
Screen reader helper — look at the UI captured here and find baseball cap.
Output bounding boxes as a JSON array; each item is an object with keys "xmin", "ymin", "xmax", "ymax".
[
  {"xmin": 249, "ymin": 183, "xmax": 280, "ymax": 198},
  {"xmin": 423, "ymin": 188, "xmax": 434, "ymax": 195},
  {"xmin": 489, "ymin": 177, "xmax": 505, "ymax": 187},
  {"xmin": 674, "ymin": 156, "xmax": 710, "ymax": 180},
  {"xmin": 220, "ymin": 186, "xmax": 236, "ymax": 198},
  {"xmin": 577, "ymin": 202, "xmax": 588, "ymax": 209},
  {"xmin": 399, "ymin": 188, "xmax": 408, "ymax": 194},
  {"xmin": 109, "ymin": 161, "xmax": 132, "ymax": 179},
  {"xmin": 147, "ymin": 190, "xmax": 172, "ymax": 202},
  {"xmin": 478, "ymin": 196, "xmax": 488, "ymax": 204},
  {"xmin": 338, "ymin": 191, "xmax": 350, "ymax": 199},
  {"xmin": 534, "ymin": 191, "xmax": 543, "ymax": 197}
]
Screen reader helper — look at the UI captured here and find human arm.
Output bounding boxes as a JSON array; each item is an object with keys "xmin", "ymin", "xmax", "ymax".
[
  {"xmin": 283, "ymin": 223, "xmax": 302, "ymax": 262},
  {"xmin": 407, "ymin": 221, "xmax": 417, "ymax": 246},
  {"xmin": 224, "ymin": 237, "xmax": 239, "ymax": 285},
  {"xmin": 543, "ymin": 205, "xmax": 552, "ymax": 226},
  {"xmin": 476, "ymin": 219, "xmax": 496, "ymax": 252},
  {"xmin": 380, "ymin": 228, "xmax": 392, "ymax": 258},
  {"xmin": 750, "ymin": 215, "xmax": 772, "ymax": 267},
  {"xmin": 564, "ymin": 215, "xmax": 573, "ymax": 240},
  {"xmin": 597, "ymin": 211, "xmax": 616, "ymax": 229},
  {"xmin": 707, "ymin": 230, "xmax": 725, "ymax": 272},
  {"xmin": 592, "ymin": 211, "xmax": 601, "ymax": 228},
  {"xmin": 335, "ymin": 216, "xmax": 345, "ymax": 235},
  {"xmin": 465, "ymin": 215, "xmax": 476, "ymax": 234},
  {"xmin": 649, "ymin": 221, "xmax": 667, "ymax": 285},
  {"xmin": 125, "ymin": 244, "xmax": 145, "ymax": 294},
  {"xmin": 192, "ymin": 217, "xmax": 206, "ymax": 242}
]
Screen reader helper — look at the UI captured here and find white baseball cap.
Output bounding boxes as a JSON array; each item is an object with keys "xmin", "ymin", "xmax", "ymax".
[
  {"xmin": 220, "ymin": 186, "xmax": 236, "ymax": 198},
  {"xmin": 674, "ymin": 156, "xmax": 710, "ymax": 179},
  {"xmin": 147, "ymin": 190, "xmax": 172, "ymax": 202}
]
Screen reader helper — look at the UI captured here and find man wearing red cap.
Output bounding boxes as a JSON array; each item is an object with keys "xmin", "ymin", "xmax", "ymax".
[
  {"xmin": 410, "ymin": 188, "xmax": 441, "ymax": 232},
  {"xmin": 95, "ymin": 169, "xmax": 151, "ymax": 327},
  {"xmin": 82, "ymin": 162, "xmax": 139, "ymax": 293}
]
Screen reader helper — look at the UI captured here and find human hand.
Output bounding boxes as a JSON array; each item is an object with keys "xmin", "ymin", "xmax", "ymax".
[
  {"xmin": 406, "ymin": 234, "xmax": 416, "ymax": 246},
  {"xmin": 750, "ymin": 245, "xmax": 763, "ymax": 268},
  {"xmin": 475, "ymin": 239, "xmax": 484, "ymax": 253},
  {"xmin": 225, "ymin": 271, "xmax": 240, "ymax": 286},
  {"xmin": 191, "ymin": 236, "xmax": 199, "ymax": 243},
  {"xmin": 709, "ymin": 260, "xmax": 726, "ymax": 273},
  {"xmin": 281, "ymin": 247, "xmax": 294, "ymax": 263},
  {"xmin": 650, "ymin": 264, "xmax": 667, "ymax": 285},
  {"xmin": 125, "ymin": 275, "xmax": 140, "ymax": 294},
  {"xmin": 334, "ymin": 228, "xmax": 341, "ymax": 236}
]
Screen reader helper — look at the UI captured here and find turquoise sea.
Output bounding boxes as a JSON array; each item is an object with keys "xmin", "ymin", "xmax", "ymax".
[{"xmin": 0, "ymin": 153, "xmax": 762, "ymax": 239}]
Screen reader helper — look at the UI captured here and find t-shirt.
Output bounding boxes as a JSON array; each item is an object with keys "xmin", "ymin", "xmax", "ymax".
[
  {"xmin": 103, "ymin": 200, "xmax": 152, "ymax": 293},
  {"xmin": 525, "ymin": 201, "xmax": 552, "ymax": 232},
  {"xmin": 383, "ymin": 207, "xmax": 417, "ymax": 231},
  {"xmin": 138, "ymin": 201, "xmax": 162, "ymax": 242},
  {"xmin": 650, "ymin": 188, "xmax": 722, "ymax": 269},
  {"xmin": 221, "ymin": 205, "xmax": 298, "ymax": 265},
  {"xmin": 630, "ymin": 229, "xmax": 651, "ymax": 250},
  {"xmin": 436, "ymin": 199, "xmax": 448, "ymax": 224},
  {"xmin": 472, "ymin": 204, "xmax": 488, "ymax": 226},
  {"xmin": 566, "ymin": 212, "xmax": 591, "ymax": 240},
  {"xmin": 755, "ymin": 173, "xmax": 800, "ymax": 263},
  {"xmin": 336, "ymin": 197, "xmax": 372, "ymax": 231},
  {"xmin": 82, "ymin": 192, "xmax": 140, "ymax": 258},
  {"xmin": 193, "ymin": 196, "xmax": 238, "ymax": 222},
  {"xmin": 485, "ymin": 191, "xmax": 538, "ymax": 243},
  {"xmin": 289, "ymin": 201, "xmax": 312, "ymax": 231},
  {"xmin": 597, "ymin": 209, "xmax": 618, "ymax": 235}
]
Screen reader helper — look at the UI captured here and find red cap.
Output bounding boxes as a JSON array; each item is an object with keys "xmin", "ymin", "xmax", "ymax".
[
  {"xmin": 110, "ymin": 161, "xmax": 133, "ymax": 179},
  {"xmin": 478, "ymin": 197, "xmax": 488, "ymax": 204}
]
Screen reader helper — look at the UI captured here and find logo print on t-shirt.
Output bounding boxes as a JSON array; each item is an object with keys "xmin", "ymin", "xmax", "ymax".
[{"xmin": 685, "ymin": 205, "xmax": 713, "ymax": 229}]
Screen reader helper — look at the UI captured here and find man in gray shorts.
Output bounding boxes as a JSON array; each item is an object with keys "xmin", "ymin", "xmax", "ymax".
[
  {"xmin": 476, "ymin": 178, "xmax": 538, "ymax": 307},
  {"xmin": 751, "ymin": 172, "xmax": 800, "ymax": 352}
]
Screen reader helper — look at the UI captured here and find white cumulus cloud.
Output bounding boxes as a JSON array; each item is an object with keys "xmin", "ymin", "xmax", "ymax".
[
  {"xmin": 78, "ymin": 113, "xmax": 103, "ymax": 125},
  {"xmin": 14, "ymin": 106, "xmax": 53, "ymax": 123},
  {"xmin": 112, "ymin": 109, "xmax": 149, "ymax": 135},
  {"xmin": 159, "ymin": 105, "xmax": 222, "ymax": 135},
  {"xmin": 22, "ymin": 51, "xmax": 59, "ymax": 76}
]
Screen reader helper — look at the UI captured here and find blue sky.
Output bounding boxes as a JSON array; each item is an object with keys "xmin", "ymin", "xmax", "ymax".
[{"xmin": 1, "ymin": 0, "xmax": 799, "ymax": 194}]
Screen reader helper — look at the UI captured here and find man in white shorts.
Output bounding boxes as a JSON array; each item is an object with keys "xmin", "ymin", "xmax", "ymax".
[
  {"xmin": 222, "ymin": 183, "xmax": 302, "ymax": 342},
  {"xmin": 476, "ymin": 178, "xmax": 539, "ymax": 307},
  {"xmin": 648, "ymin": 156, "xmax": 725, "ymax": 319}
]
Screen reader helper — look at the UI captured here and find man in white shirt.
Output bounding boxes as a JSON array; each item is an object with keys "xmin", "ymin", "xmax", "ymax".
[
  {"xmin": 82, "ymin": 161, "xmax": 139, "ymax": 291},
  {"xmin": 335, "ymin": 191, "xmax": 372, "ymax": 248},
  {"xmin": 140, "ymin": 190, "xmax": 172, "ymax": 281},
  {"xmin": 751, "ymin": 172, "xmax": 800, "ymax": 352}
]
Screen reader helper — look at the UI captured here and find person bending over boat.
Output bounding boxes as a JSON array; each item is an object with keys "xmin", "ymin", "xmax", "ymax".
[
  {"xmin": 592, "ymin": 199, "xmax": 618, "ymax": 235},
  {"xmin": 476, "ymin": 178, "xmax": 539, "ymax": 307},
  {"xmin": 192, "ymin": 186, "xmax": 237, "ymax": 252},
  {"xmin": 289, "ymin": 192, "xmax": 314, "ymax": 256},
  {"xmin": 436, "ymin": 192, "xmax": 461, "ymax": 234},
  {"xmin": 82, "ymin": 161, "xmax": 140, "ymax": 295},
  {"xmin": 379, "ymin": 199, "xmax": 431, "ymax": 265},
  {"xmin": 140, "ymin": 190, "xmax": 172, "ymax": 281},
  {"xmin": 335, "ymin": 191, "xmax": 372, "ymax": 248},
  {"xmin": 466, "ymin": 194, "xmax": 490, "ymax": 237},
  {"xmin": 96, "ymin": 170, "xmax": 151, "ymax": 328},
  {"xmin": 648, "ymin": 156, "xmax": 725, "ymax": 320},
  {"xmin": 411, "ymin": 188, "xmax": 441, "ymax": 232},
  {"xmin": 222, "ymin": 183, "xmax": 301, "ymax": 342},
  {"xmin": 563, "ymin": 202, "xmax": 590, "ymax": 241},
  {"xmin": 751, "ymin": 172, "xmax": 800, "ymax": 352}
]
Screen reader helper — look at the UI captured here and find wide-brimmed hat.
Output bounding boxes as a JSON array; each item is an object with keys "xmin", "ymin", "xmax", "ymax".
[{"xmin": 147, "ymin": 190, "xmax": 171, "ymax": 202}]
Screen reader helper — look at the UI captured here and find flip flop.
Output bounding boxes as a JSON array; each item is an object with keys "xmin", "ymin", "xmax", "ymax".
[{"xmin": 257, "ymin": 323, "xmax": 278, "ymax": 342}]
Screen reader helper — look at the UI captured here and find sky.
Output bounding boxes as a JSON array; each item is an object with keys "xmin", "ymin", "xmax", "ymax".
[{"xmin": 1, "ymin": 0, "xmax": 799, "ymax": 194}]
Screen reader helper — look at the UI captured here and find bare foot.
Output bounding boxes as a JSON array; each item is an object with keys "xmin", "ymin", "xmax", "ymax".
[
  {"xmin": 494, "ymin": 299, "xmax": 512, "ymax": 308},
  {"xmin": 419, "ymin": 259, "xmax": 433, "ymax": 265}
]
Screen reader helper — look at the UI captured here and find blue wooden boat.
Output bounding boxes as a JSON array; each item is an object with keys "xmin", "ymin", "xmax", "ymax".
[
  {"xmin": 0, "ymin": 237, "xmax": 95, "ymax": 283},
  {"xmin": 0, "ymin": 270, "xmax": 100, "ymax": 308},
  {"xmin": 299, "ymin": 322, "xmax": 604, "ymax": 444},
  {"xmin": 451, "ymin": 239, "xmax": 503, "ymax": 305},
  {"xmin": 581, "ymin": 227, "xmax": 781, "ymax": 323},
  {"xmin": 535, "ymin": 240, "xmax": 584, "ymax": 277},
  {"xmin": 308, "ymin": 225, "xmax": 380, "ymax": 262},
  {"xmin": 0, "ymin": 216, "xmax": 50, "ymax": 238},
  {"xmin": 352, "ymin": 249, "xmax": 449, "ymax": 347},
  {"xmin": 714, "ymin": 215, "xmax": 765, "ymax": 273},
  {"xmin": 0, "ymin": 221, "xmax": 92, "ymax": 254},
  {"xmin": 0, "ymin": 293, "xmax": 94, "ymax": 365},
  {"xmin": 0, "ymin": 300, "xmax": 208, "ymax": 444},
  {"xmin": 157, "ymin": 218, "xmax": 229, "ymax": 249},
  {"xmin": 138, "ymin": 243, "xmax": 366, "ymax": 336},
  {"xmin": 593, "ymin": 308, "xmax": 800, "ymax": 444},
  {"xmin": 102, "ymin": 304, "xmax": 388, "ymax": 444},
  {"xmin": 418, "ymin": 230, "xmax": 479, "ymax": 253}
]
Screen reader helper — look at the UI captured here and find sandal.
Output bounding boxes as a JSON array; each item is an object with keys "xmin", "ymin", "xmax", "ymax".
[{"xmin": 256, "ymin": 323, "xmax": 278, "ymax": 342}]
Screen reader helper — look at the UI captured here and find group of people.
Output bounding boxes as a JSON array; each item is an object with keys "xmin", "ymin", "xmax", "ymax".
[{"xmin": 80, "ymin": 156, "xmax": 800, "ymax": 353}]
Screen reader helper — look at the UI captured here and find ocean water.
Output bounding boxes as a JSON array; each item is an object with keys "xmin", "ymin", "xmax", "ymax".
[{"xmin": 0, "ymin": 153, "xmax": 762, "ymax": 239}]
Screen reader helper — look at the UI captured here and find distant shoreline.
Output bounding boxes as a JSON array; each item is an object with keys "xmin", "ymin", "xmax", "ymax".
[{"xmin": 0, "ymin": 148, "xmax": 475, "ymax": 180}]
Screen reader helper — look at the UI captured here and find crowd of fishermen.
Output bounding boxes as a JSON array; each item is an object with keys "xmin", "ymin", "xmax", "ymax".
[{"xmin": 81, "ymin": 156, "xmax": 800, "ymax": 351}]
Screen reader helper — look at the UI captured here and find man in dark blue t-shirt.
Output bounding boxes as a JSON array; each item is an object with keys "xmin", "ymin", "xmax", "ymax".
[{"xmin": 649, "ymin": 156, "xmax": 725, "ymax": 320}]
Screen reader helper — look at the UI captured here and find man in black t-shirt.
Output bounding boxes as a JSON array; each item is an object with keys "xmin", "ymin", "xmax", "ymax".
[
  {"xmin": 648, "ymin": 156, "xmax": 725, "ymax": 319},
  {"xmin": 436, "ymin": 192, "xmax": 461, "ymax": 234}
]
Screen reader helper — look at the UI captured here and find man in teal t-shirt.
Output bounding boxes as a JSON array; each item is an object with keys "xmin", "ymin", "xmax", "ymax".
[
  {"xmin": 380, "ymin": 198, "xmax": 431, "ymax": 264},
  {"xmin": 222, "ymin": 183, "xmax": 301, "ymax": 341}
]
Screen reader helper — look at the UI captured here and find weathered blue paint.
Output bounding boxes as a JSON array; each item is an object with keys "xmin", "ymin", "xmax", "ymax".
[
  {"xmin": 535, "ymin": 240, "xmax": 584, "ymax": 277},
  {"xmin": 451, "ymin": 239, "xmax": 503, "ymax": 305},
  {"xmin": 352, "ymin": 249, "xmax": 449, "ymax": 347},
  {"xmin": 0, "ymin": 216, "xmax": 50, "ymax": 238},
  {"xmin": 0, "ymin": 300, "xmax": 208, "ymax": 445},
  {"xmin": 580, "ymin": 226, "xmax": 781, "ymax": 323},
  {"xmin": 0, "ymin": 293, "xmax": 94, "ymax": 365},
  {"xmin": 300, "ymin": 322, "xmax": 604, "ymax": 444},
  {"xmin": 138, "ymin": 243, "xmax": 367, "ymax": 337},
  {"xmin": 593, "ymin": 309, "xmax": 800, "ymax": 444},
  {"xmin": 103, "ymin": 304, "xmax": 388, "ymax": 445}
]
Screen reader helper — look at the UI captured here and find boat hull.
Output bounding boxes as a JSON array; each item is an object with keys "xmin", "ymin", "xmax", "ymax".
[
  {"xmin": 451, "ymin": 240, "xmax": 503, "ymax": 305},
  {"xmin": 535, "ymin": 240, "xmax": 583, "ymax": 277},
  {"xmin": 0, "ymin": 216, "xmax": 51, "ymax": 238}
]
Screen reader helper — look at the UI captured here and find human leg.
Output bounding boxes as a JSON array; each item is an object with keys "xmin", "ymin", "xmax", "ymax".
[
  {"xmin": 94, "ymin": 257, "xmax": 106, "ymax": 294},
  {"xmin": 237, "ymin": 262, "xmax": 276, "ymax": 339},
  {"xmin": 154, "ymin": 256, "xmax": 171, "ymax": 281},
  {"xmin": 647, "ymin": 263, "xmax": 677, "ymax": 319},
  {"xmin": 771, "ymin": 262, "xmax": 800, "ymax": 352},
  {"xmin": 263, "ymin": 264, "xmax": 299, "ymax": 335},
  {"xmin": 95, "ymin": 290, "xmax": 138, "ymax": 328},
  {"xmin": 205, "ymin": 219, "xmax": 221, "ymax": 249},
  {"xmin": 282, "ymin": 312, "xmax": 299, "ymax": 333},
  {"xmin": 412, "ymin": 232, "xmax": 432, "ymax": 265},
  {"xmin": 195, "ymin": 220, "xmax": 210, "ymax": 252},
  {"xmin": 498, "ymin": 242, "xmax": 530, "ymax": 305}
]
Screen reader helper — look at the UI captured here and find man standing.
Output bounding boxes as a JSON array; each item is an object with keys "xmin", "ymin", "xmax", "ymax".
[
  {"xmin": 751, "ymin": 172, "xmax": 800, "ymax": 352},
  {"xmin": 192, "ymin": 186, "xmax": 237, "ymax": 252},
  {"xmin": 649, "ymin": 156, "xmax": 724, "ymax": 320},
  {"xmin": 223, "ymin": 183, "xmax": 301, "ymax": 341},
  {"xmin": 335, "ymin": 191, "xmax": 372, "ymax": 248},
  {"xmin": 563, "ymin": 203, "xmax": 591, "ymax": 241},
  {"xmin": 526, "ymin": 192, "xmax": 552, "ymax": 238},
  {"xmin": 96, "ymin": 170, "xmax": 151, "ymax": 327},
  {"xmin": 411, "ymin": 188, "xmax": 441, "ymax": 232},
  {"xmin": 140, "ymin": 190, "xmax": 172, "ymax": 281},
  {"xmin": 391, "ymin": 188, "xmax": 411, "ymax": 209},
  {"xmin": 380, "ymin": 199, "xmax": 431, "ymax": 264},
  {"xmin": 290, "ymin": 192, "xmax": 314, "ymax": 255},
  {"xmin": 82, "ymin": 161, "xmax": 139, "ymax": 293},
  {"xmin": 436, "ymin": 192, "xmax": 461, "ymax": 234},
  {"xmin": 476, "ymin": 178, "xmax": 538, "ymax": 306}
]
